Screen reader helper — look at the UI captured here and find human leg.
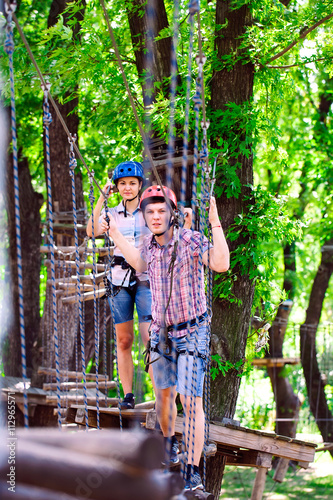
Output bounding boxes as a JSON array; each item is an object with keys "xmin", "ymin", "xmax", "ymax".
[
  {"xmin": 109, "ymin": 288, "xmax": 135, "ymax": 397},
  {"xmin": 180, "ymin": 395, "xmax": 205, "ymax": 466},
  {"xmin": 115, "ymin": 320, "xmax": 135, "ymax": 395},
  {"xmin": 136, "ymin": 283, "xmax": 156, "ymax": 394}
]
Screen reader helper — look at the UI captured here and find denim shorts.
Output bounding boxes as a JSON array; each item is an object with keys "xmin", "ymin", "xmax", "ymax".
[
  {"xmin": 107, "ymin": 282, "xmax": 152, "ymax": 325},
  {"xmin": 150, "ymin": 323, "xmax": 208, "ymax": 397}
]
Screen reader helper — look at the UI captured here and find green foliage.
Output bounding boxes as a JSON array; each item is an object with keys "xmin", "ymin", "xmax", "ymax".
[{"xmin": 211, "ymin": 354, "xmax": 251, "ymax": 380}]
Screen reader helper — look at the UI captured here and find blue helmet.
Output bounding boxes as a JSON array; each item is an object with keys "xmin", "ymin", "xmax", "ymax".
[{"xmin": 112, "ymin": 161, "xmax": 145, "ymax": 184}]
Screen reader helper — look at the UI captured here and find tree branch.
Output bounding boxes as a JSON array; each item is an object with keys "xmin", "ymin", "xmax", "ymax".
[
  {"xmin": 268, "ymin": 13, "xmax": 333, "ymax": 64},
  {"xmin": 266, "ymin": 56, "xmax": 331, "ymax": 69}
]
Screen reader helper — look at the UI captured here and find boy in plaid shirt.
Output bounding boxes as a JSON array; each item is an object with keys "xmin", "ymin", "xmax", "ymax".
[{"xmin": 105, "ymin": 185, "xmax": 229, "ymax": 491}]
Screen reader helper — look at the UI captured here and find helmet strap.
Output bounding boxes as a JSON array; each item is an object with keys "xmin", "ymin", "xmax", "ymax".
[{"xmin": 123, "ymin": 193, "xmax": 139, "ymax": 218}]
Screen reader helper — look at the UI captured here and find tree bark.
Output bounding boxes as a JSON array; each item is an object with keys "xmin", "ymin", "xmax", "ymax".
[
  {"xmin": 4, "ymin": 145, "xmax": 43, "ymax": 377},
  {"xmin": 32, "ymin": 0, "xmax": 88, "ymax": 386},
  {"xmin": 300, "ymin": 240, "xmax": 333, "ymax": 457},
  {"xmin": 126, "ymin": 0, "xmax": 174, "ymax": 106},
  {"xmin": 266, "ymin": 242, "xmax": 301, "ymax": 439},
  {"xmin": 207, "ymin": 2, "xmax": 255, "ymax": 497}
]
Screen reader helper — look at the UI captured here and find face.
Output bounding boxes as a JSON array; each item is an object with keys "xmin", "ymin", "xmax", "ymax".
[
  {"xmin": 117, "ymin": 177, "xmax": 142, "ymax": 200},
  {"xmin": 144, "ymin": 202, "xmax": 172, "ymax": 235}
]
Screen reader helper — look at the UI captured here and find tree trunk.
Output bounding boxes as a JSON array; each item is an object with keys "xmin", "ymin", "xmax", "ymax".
[
  {"xmin": 32, "ymin": 0, "xmax": 88, "ymax": 386},
  {"xmin": 126, "ymin": 0, "xmax": 173, "ymax": 106},
  {"xmin": 300, "ymin": 240, "xmax": 333, "ymax": 457},
  {"xmin": 208, "ymin": 2, "xmax": 255, "ymax": 497},
  {"xmin": 266, "ymin": 242, "xmax": 301, "ymax": 439},
  {"xmin": 4, "ymin": 144, "xmax": 43, "ymax": 377}
]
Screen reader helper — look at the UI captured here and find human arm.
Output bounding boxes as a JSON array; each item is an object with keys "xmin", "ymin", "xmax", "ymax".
[
  {"xmin": 202, "ymin": 197, "xmax": 230, "ymax": 272},
  {"xmin": 107, "ymin": 213, "xmax": 148, "ymax": 273},
  {"xmin": 86, "ymin": 182, "xmax": 112, "ymax": 238}
]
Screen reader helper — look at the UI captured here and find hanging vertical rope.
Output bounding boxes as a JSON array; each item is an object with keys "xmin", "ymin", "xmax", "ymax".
[
  {"xmin": 88, "ymin": 172, "xmax": 100, "ymax": 429},
  {"xmin": 68, "ymin": 135, "xmax": 89, "ymax": 429},
  {"xmin": 4, "ymin": 1, "xmax": 29, "ymax": 429},
  {"xmin": 41, "ymin": 79, "xmax": 62, "ymax": 428},
  {"xmin": 102, "ymin": 201, "xmax": 123, "ymax": 429}
]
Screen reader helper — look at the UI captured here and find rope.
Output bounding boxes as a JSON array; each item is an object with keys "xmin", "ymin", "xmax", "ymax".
[
  {"xmin": 41, "ymin": 77, "xmax": 62, "ymax": 428},
  {"xmin": 165, "ymin": 0, "xmax": 180, "ymax": 190},
  {"xmin": 88, "ymin": 171, "xmax": 100, "ymax": 429},
  {"xmin": 103, "ymin": 202, "xmax": 123, "ymax": 429},
  {"xmin": 3, "ymin": 0, "xmax": 104, "ymax": 199},
  {"xmin": 4, "ymin": 1, "xmax": 29, "ymax": 429},
  {"xmin": 102, "ymin": 299, "xmax": 108, "ymax": 405},
  {"xmin": 98, "ymin": 0, "xmax": 176, "ymax": 218},
  {"xmin": 68, "ymin": 135, "xmax": 89, "ymax": 429}
]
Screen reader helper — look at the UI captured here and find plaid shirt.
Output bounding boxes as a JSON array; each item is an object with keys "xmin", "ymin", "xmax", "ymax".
[
  {"xmin": 101, "ymin": 201, "xmax": 150, "ymax": 286},
  {"xmin": 141, "ymin": 228, "xmax": 209, "ymax": 338}
]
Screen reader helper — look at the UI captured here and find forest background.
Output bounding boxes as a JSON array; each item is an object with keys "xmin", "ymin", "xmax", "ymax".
[{"xmin": 0, "ymin": 0, "xmax": 332, "ymax": 497}]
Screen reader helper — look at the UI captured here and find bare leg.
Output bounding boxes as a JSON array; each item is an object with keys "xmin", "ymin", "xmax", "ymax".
[
  {"xmin": 180, "ymin": 395, "xmax": 205, "ymax": 466},
  {"xmin": 139, "ymin": 321, "xmax": 157, "ymax": 395},
  {"xmin": 115, "ymin": 320, "xmax": 134, "ymax": 395},
  {"xmin": 155, "ymin": 386, "xmax": 177, "ymax": 437}
]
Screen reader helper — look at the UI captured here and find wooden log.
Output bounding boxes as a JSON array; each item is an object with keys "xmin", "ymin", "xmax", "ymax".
[
  {"xmin": 45, "ymin": 259, "xmax": 107, "ymax": 272},
  {"xmin": 273, "ymin": 457, "xmax": 290, "ymax": 483},
  {"xmin": 38, "ymin": 367, "xmax": 109, "ymax": 381},
  {"xmin": 61, "ymin": 288, "xmax": 107, "ymax": 304},
  {"xmin": 41, "ymin": 245, "xmax": 114, "ymax": 254},
  {"xmin": 45, "ymin": 395, "xmax": 118, "ymax": 406},
  {"xmin": 56, "ymin": 283, "xmax": 95, "ymax": 291},
  {"xmin": 71, "ymin": 272, "xmax": 106, "ymax": 285},
  {"xmin": 250, "ymin": 467, "xmax": 268, "ymax": 500},
  {"xmin": 7, "ymin": 438, "xmax": 183, "ymax": 500},
  {"xmin": 17, "ymin": 428, "xmax": 164, "ymax": 470},
  {"xmin": 66, "ymin": 405, "xmax": 150, "ymax": 429},
  {"xmin": 43, "ymin": 381, "xmax": 116, "ymax": 391},
  {"xmin": 0, "ymin": 482, "xmax": 87, "ymax": 500}
]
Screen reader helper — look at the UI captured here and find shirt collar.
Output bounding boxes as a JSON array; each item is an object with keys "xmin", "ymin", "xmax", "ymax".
[
  {"xmin": 116, "ymin": 200, "xmax": 140, "ymax": 215},
  {"xmin": 149, "ymin": 232, "xmax": 176, "ymax": 250}
]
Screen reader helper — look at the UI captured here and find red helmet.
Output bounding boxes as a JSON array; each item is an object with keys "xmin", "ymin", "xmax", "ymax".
[{"xmin": 140, "ymin": 185, "xmax": 177, "ymax": 211}]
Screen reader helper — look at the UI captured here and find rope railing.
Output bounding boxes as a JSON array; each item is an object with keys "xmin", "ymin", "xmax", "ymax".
[{"xmin": 4, "ymin": 0, "xmax": 29, "ymax": 429}]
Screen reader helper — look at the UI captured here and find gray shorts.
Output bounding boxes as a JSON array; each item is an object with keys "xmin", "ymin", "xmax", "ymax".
[{"xmin": 150, "ymin": 323, "xmax": 208, "ymax": 397}]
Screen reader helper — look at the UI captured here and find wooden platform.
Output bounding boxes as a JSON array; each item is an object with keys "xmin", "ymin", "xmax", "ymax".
[
  {"xmin": 0, "ymin": 376, "xmax": 115, "ymax": 426},
  {"xmin": 251, "ymin": 357, "xmax": 300, "ymax": 367},
  {"xmin": 0, "ymin": 428, "xmax": 187, "ymax": 500},
  {"xmin": 66, "ymin": 402, "xmax": 155, "ymax": 429}
]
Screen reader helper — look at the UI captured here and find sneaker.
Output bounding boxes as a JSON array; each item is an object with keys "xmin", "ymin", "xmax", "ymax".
[
  {"xmin": 184, "ymin": 470, "xmax": 203, "ymax": 491},
  {"xmin": 162, "ymin": 435, "xmax": 180, "ymax": 465},
  {"xmin": 119, "ymin": 393, "xmax": 135, "ymax": 410}
]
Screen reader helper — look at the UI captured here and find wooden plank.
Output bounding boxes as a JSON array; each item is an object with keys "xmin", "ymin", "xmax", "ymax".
[
  {"xmin": 71, "ymin": 272, "xmax": 106, "ymax": 285},
  {"xmin": 67, "ymin": 405, "xmax": 151, "ymax": 429},
  {"xmin": 43, "ymin": 381, "xmax": 116, "ymax": 391},
  {"xmin": 41, "ymin": 245, "xmax": 114, "ymax": 254},
  {"xmin": 44, "ymin": 259, "xmax": 107, "ymax": 272},
  {"xmin": 45, "ymin": 395, "xmax": 118, "ymax": 406},
  {"xmin": 38, "ymin": 367, "xmax": 109, "ymax": 381},
  {"xmin": 135, "ymin": 400, "xmax": 155, "ymax": 410},
  {"xmin": 174, "ymin": 418, "xmax": 316, "ymax": 463},
  {"xmin": 251, "ymin": 357, "xmax": 300, "ymax": 367},
  {"xmin": 61, "ymin": 288, "xmax": 107, "ymax": 304}
]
